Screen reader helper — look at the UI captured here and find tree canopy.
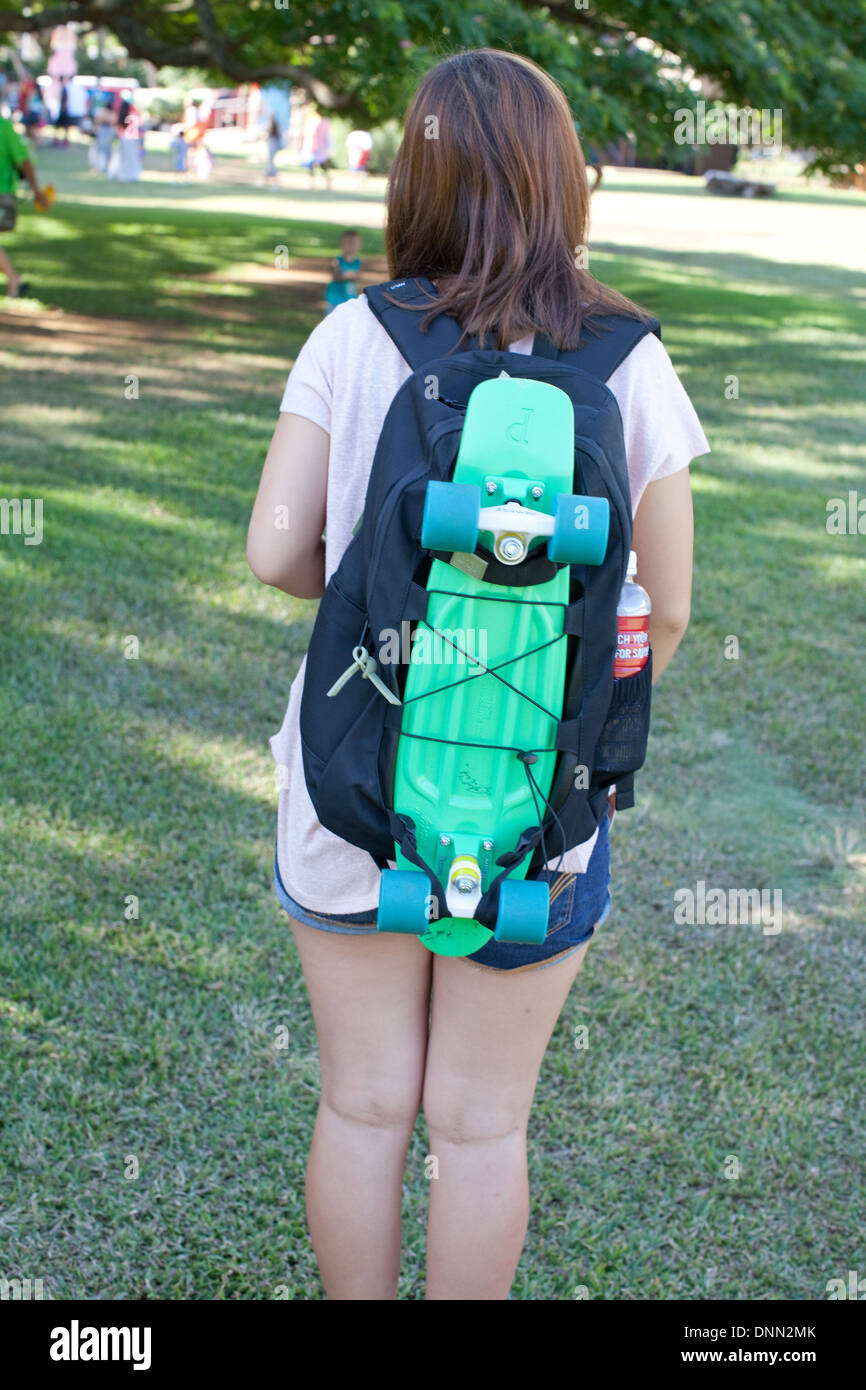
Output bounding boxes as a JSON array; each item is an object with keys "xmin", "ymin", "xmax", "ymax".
[{"xmin": 1, "ymin": 0, "xmax": 864, "ymax": 171}]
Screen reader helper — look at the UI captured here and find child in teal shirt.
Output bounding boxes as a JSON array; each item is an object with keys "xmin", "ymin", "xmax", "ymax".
[{"xmin": 324, "ymin": 229, "xmax": 362, "ymax": 315}]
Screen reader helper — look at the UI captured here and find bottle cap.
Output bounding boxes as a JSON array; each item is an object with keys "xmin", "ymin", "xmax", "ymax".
[{"xmin": 627, "ymin": 549, "xmax": 637, "ymax": 578}]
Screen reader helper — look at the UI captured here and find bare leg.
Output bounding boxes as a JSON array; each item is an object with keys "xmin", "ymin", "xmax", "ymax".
[
  {"xmin": 290, "ymin": 917, "xmax": 433, "ymax": 1299},
  {"xmin": 0, "ymin": 245, "xmax": 21, "ymax": 296},
  {"xmin": 423, "ymin": 939, "xmax": 593, "ymax": 1299}
]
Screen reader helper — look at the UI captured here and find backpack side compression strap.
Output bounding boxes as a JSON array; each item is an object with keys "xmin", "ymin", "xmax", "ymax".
[
  {"xmin": 364, "ymin": 276, "xmax": 478, "ymax": 369},
  {"xmin": 532, "ymin": 313, "xmax": 661, "ymax": 382}
]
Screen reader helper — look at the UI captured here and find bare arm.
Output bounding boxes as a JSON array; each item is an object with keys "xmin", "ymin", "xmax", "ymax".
[
  {"xmin": 19, "ymin": 157, "xmax": 46, "ymax": 206},
  {"xmin": 246, "ymin": 413, "xmax": 328, "ymax": 599},
  {"xmin": 630, "ymin": 467, "xmax": 693, "ymax": 681}
]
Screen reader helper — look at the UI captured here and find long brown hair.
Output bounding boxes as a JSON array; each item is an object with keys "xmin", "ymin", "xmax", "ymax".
[{"xmin": 384, "ymin": 48, "xmax": 650, "ymax": 351}]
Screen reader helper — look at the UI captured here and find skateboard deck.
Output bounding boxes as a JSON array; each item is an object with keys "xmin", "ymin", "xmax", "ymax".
[{"xmin": 377, "ymin": 375, "xmax": 608, "ymax": 955}]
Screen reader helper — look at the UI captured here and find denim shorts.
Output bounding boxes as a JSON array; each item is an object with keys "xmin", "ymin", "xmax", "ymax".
[{"xmin": 274, "ymin": 815, "xmax": 612, "ymax": 973}]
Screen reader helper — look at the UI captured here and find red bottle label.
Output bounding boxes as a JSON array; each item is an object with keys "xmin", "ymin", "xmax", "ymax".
[{"xmin": 615, "ymin": 616, "xmax": 650, "ymax": 677}]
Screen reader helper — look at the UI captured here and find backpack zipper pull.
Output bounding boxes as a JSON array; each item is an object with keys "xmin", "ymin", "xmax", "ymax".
[{"xmin": 327, "ymin": 646, "xmax": 402, "ymax": 705}]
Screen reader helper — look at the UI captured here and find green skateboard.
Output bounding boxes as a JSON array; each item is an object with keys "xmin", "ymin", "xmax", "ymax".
[{"xmin": 377, "ymin": 375, "xmax": 610, "ymax": 956}]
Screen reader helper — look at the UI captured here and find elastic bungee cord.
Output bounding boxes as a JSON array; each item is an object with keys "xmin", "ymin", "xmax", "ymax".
[{"xmin": 393, "ymin": 586, "xmax": 577, "ymax": 873}]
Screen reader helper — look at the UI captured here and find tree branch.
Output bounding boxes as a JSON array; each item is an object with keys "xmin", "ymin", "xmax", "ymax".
[
  {"xmin": 536, "ymin": 1, "xmax": 629, "ymax": 36},
  {"xmin": 0, "ymin": 0, "xmax": 359, "ymax": 110},
  {"xmin": 191, "ymin": 0, "xmax": 235, "ymax": 72},
  {"xmin": 0, "ymin": 7, "xmax": 87, "ymax": 31}
]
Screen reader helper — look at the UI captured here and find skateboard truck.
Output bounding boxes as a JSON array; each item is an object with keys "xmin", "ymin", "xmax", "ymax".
[
  {"xmin": 445, "ymin": 854, "xmax": 483, "ymax": 917},
  {"xmin": 422, "ymin": 473, "xmax": 610, "ymax": 569},
  {"xmin": 479, "ymin": 477, "xmax": 550, "ymax": 565},
  {"xmin": 436, "ymin": 835, "xmax": 497, "ymax": 918},
  {"xmin": 481, "ymin": 498, "xmax": 554, "ymax": 565}
]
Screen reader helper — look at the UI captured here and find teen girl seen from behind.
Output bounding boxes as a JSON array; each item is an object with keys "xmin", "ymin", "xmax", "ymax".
[{"xmin": 247, "ymin": 49, "xmax": 708, "ymax": 1300}]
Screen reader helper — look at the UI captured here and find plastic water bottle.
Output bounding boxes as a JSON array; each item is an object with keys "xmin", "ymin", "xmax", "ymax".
[{"xmin": 614, "ymin": 550, "xmax": 651, "ymax": 678}]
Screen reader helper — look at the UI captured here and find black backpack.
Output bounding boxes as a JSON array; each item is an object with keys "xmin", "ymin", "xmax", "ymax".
[{"xmin": 299, "ymin": 276, "xmax": 658, "ymax": 926}]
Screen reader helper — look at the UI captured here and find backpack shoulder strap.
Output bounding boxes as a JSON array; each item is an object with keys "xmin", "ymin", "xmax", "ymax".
[
  {"xmin": 365, "ymin": 279, "xmax": 659, "ymax": 380},
  {"xmin": 364, "ymin": 276, "xmax": 476, "ymax": 370},
  {"xmin": 533, "ymin": 313, "xmax": 661, "ymax": 383}
]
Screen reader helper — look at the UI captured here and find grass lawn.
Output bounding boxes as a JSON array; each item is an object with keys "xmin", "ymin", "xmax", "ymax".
[{"xmin": 1, "ymin": 149, "xmax": 864, "ymax": 1300}]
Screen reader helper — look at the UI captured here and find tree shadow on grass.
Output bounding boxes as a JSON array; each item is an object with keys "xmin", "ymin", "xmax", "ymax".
[
  {"xmin": 601, "ymin": 174, "xmax": 864, "ymax": 211},
  {"xmin": 593, "ymin": 242, "xmax": 866, "ymax": 309},
  {"xmin": 3, "ymin": 303, "xmax": 861, "ymax": 533},
  {"xmin": 5, "ymin": 203, "xmax": 385, "ymax": 326}
]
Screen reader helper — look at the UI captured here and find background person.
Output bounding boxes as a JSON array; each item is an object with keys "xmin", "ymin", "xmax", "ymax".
[
  {"xmin": 192, "ymin": 134, "xmax": 213, "ymax": 180},
  {"xmin": 53, "ymin": 82, "xmax": 71, "ymax": 147},
  {"xmin": 108, "ymin": 95, "xmax": 142, "ymax": 182},
  {"xmin": 169, "ymin": 123, "xmax": 189, "ymax": 180},
  {"xmin": 0, "ymin": 112, "xmax": 49, "ymax": 296},
  {"xmin": 90, "ymin": 103, "xmax": 115, "ymax": 174},
  {"xmin": 264, "ymin": 114, "xmax": 283, "ymax": 186},
  {"xmin": 1, "ymin": 78, "xmax": 20, "ymax": 119},
  {"xmin": 19, "ymin": 80, "xmax": 43, "ymax": 146},
  {"xmin": 300, "ymin": 109, "xmax": 334, "ymax": 188},
  {"xmin": 346, "ymin": 128, "xmax": 373, "ymax": 177},
  {"xmin": 183, "ymin": 105, "xmax": 212, "ymax": 181},
  {"xmin": 323, "ymin": 228, "xmax": 362, "ymax": 316}
]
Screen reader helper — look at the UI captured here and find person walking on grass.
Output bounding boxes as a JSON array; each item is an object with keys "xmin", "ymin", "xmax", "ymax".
[
  {"xmin": 0, "ymin": 113, "xmax": 49, "ymax": 298},
  {"xmin": 89, "ymin": 103, "xmax": 116, "ymax": 174},
  {"xmin": 346, "ymin": 128, "xmax": 373, "ymax": 177},
  {"xmin": 53, "ymin": 82, "xmax": 71, "ymax": 147},
  {"xmin": 299, "ymin": 108, "xmax": 333, "ymax": 189},
  {"xmin": 247, "ymin": 48, "xmax": 709, "ymax": 1301},
  {"xmin": 264, "ymin": 114, "xmax": 283, "ymax": 187},
  {"xmin": 18, "ymin": 80, "xmax": 43, "ymax": 146},
  {"xmin": 108, "ymin": 94, "xmax": 143, "ymax": 182},
  {"xmin": 169, "ymin": 123, "xmax": 189, "ymax": 181}
]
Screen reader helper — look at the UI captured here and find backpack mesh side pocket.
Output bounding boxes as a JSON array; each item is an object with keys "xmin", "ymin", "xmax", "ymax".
[{"xmin": 594, "ymin": 648, "xmax": 653, "ymax": 778}]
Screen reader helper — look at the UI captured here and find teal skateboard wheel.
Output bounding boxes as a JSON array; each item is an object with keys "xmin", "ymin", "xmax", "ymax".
[
  {"xmin": 378, "ymin": 869, "xmax": 432, "ymax": 934},
  {"xmin": 493, "ymin": 877, "xmax": 550, "ymax": 944},
  {"xmin": 421, "ymin": 480, "xmax": 481, "ymax": 553},
  {"xmin": 548, "ymin": 493, "xmax": 610, "ymax": 565}
]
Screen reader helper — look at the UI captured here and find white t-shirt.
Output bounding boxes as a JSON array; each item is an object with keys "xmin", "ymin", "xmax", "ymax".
[{"xmin": 270, "ymin": 294, "xmax": 709, "ymax": 914}]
